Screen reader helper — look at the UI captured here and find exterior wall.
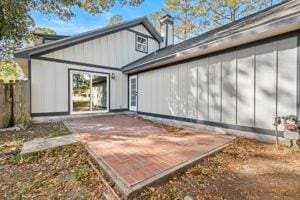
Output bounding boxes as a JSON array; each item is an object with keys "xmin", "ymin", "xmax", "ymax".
[
  {"xmin": 137, "ymin": 34, "xmax": 298, "ymax": 132},
  {"xmin": 40, "ymin": 25, "xmax": 159, "ymax": 68},
  {"xmin": 29, "ymin": 23, "xmax": 161, "ymax": 115},
  {"xmin": 130, "ymin": 25, "xmax": 152, "ymax": 37},
  {"xmin": 30, "ymin": 59, "xmax": 127, "ymax": 114}
]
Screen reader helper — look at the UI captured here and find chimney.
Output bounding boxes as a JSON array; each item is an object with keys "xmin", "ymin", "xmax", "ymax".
[{"xmin": 160, "ymin": 15, "xmax": 174, "ymax": 48}]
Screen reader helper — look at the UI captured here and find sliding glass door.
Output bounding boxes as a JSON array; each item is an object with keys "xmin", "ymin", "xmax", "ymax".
[{"xmin": 71, "ymin": 70, "xmax": 109, "ymax": 114}]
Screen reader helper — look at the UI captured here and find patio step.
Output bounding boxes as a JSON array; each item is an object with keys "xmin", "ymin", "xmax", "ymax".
[{"xmin": 21, "ymin": 134, "xmax": 77, "ymax": 155}]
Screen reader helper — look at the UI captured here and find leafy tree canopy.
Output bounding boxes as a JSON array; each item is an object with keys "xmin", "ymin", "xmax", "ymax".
[
  {"xmin": 108, "ymin": 14, "xmax": 124, "ymax": 25},
  {"xmin": 147, "ymin": 11, "xmax": 162, "ymax": 32},
  {"xmin": 0, "ymin": 60, "xmax": 23, "ymax": 83},
  {"xmin": 164, "ymin": 0, "xmax": 204, "ymax": 41},
  {"xmin": 0, "ymin": 0, "xmax": 144, "ymax": 60},
  {"xmin": 32, "ymin": 27, "xmax": 56, "ymax": 35},
  {"xmin": 155, "ymin": 0, "xmax": 280, "ymax": 42},
  {"xmin": 27, "ymin": 27, "xmax": 57, "ymax": 47},
  {"xmin": 195, "ymin": 0, "xmax": 274, "ymax": 27}
]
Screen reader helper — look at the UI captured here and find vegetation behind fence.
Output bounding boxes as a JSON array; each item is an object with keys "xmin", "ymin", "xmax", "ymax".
[{"xmin": 0, "ymin": 80, "xmax": 30, "ymax": 128}]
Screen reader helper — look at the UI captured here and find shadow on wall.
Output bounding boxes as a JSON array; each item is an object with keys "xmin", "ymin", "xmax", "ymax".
[{"xmin": 138, "ymin": 35, "xmax": 297, "ymax": 132}]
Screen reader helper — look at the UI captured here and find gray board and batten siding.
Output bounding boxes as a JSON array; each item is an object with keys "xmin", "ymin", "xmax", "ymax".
[
  {"xmin": 136, "ymin": 31, "xmax": 299, "ymax": 135},
  {"xmin": 29, "ymin": 24, "xmax": 160, "ymax": 115}
]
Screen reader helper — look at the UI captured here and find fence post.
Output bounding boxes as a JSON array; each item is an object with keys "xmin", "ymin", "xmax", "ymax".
[
  {"xmin": 0, "ymin": 80, "xmax": 3, "ymax": 128},
  {"xmin": 0, "ymin": 81, "xmax": 11, "ymax": 128},
  {"xmin": 24, "ymin": 80, "xmax": 30, "ymax": 121},
  {"xmin": 14, "ymin": 80, "xmax": 20, "ymax": 125},
  {"xmin": 15, "ymin": 80, "xmax": 30, "ymax": 125}
]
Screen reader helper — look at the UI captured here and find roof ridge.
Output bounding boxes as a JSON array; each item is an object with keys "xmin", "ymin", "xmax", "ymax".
[{"xmin": 15, "ymin": 16, "xmax": 162, "ymax": 58}]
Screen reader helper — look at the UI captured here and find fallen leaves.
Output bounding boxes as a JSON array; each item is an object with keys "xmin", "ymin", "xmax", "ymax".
[
  {"xmin": 135, "ymin": 138, "xmax": 300, "ymax": 200},
  {"xmin": 0, "ymin": 143, "xmax": 104, "ymax": 199}
]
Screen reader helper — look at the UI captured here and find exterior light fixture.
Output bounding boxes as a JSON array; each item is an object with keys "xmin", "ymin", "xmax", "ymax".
[{"xmin": 111, "ymin": 73, "xmax": 116, "ymax": 79}]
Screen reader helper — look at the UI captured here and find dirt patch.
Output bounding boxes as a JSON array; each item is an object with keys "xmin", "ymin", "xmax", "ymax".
[
  {"xmin": 0, "ymin": 143, "xmax": 104, "ymax": 199},
  {"xmin": 136, "ymin": 139, "xmax": 300, "ymax": 200},
  {"xmin": 0, "ymin": 122, "xmax": 71, "ymax": 158},
  {"xmin": 0, "ymin": 122, "xmax": 71, "ymax": 142}
]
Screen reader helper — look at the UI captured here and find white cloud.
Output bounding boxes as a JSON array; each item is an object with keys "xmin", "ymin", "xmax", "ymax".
[{"xmin": 102, "ymin": 11, "xmax": 113, "ymax": 20}]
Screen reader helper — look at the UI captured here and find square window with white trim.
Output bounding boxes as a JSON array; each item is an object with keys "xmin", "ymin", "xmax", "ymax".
[{"xmin": 136, "ymin": 34, "xmax": 148, "ymax": 53}]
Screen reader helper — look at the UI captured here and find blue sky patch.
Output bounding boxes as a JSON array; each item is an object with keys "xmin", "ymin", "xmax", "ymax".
[{"xmin": 30, "ymin": 0, "xmax": 163, "ymax": 35}]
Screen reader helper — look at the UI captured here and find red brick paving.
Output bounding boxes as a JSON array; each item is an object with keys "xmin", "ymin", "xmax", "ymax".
[{"xmin": 68, "ymin": 114, "xmax": 234, "ymax": 186}]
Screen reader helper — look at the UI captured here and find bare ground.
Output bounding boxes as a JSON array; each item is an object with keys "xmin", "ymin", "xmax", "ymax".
[
  {"xmin": 136, "ymin": 139, "xmax": 300, "ymax": 200},
  {"xmin": 0, "ymin": 143, "xmax": 104, "ymax": 199},
  {"xmin": 0, "ymin": 122, "xmax": 71, "ymax": 160},
  {"xmin": 0, "ymin": 123, "xmax": 104, "ymax": 199}
]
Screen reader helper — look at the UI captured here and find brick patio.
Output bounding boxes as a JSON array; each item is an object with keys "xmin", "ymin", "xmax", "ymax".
[{"xmin": 66, "ymin": 114, "xmax": 234, "ymax": 196}]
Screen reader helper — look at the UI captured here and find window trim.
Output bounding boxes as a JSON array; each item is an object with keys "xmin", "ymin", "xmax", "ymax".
[{"xmin": 135, "ymin": 34, "xmax": 148, "ymax": 53}]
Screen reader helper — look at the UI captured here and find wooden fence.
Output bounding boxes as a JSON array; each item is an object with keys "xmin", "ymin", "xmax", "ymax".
[{"xmin": 0, "ymin": 80, "xmax": 30, "ymax": 128}]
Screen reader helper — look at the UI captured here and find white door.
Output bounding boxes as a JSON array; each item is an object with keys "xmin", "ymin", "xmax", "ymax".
[
  {"xmin": 129, "ymin": 75, "xmax": 138, "ymax": 111},
  {"xmin": 70, "ymin": 70, "xmax": 109, "ymax": 114}
]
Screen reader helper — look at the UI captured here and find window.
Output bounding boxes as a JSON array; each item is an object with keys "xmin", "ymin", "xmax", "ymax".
[{"xmin": 136, "ymin": 34, "xmax": 148, "ymax": 53}]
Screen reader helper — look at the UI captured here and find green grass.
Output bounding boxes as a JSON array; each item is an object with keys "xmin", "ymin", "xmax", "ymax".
[
  {"xmin": 72, "ymin": 167, "xmax": 89, "ymax": 182},
  {"xmin": 9, "ymin": 153, "xmax": 22, "ymax": 165}
]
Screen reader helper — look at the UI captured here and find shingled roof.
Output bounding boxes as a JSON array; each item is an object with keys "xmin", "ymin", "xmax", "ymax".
[{"xmin": 122, "ymin": 0, "xmax": 300, "ymax": 73}]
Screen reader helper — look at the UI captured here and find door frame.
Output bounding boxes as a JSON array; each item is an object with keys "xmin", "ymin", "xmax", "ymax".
[
  {"xmin": 69, "ymin": 69, "xmax": 110, "ymax": 115},
  {"xmin": 129, "ymin": 75, "xmax": 138, "ymax": 112}
]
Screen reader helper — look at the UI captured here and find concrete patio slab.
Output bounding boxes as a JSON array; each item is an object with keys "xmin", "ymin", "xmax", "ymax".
[
  {"xmin": 21, "ymin": 134, "xmax": 78, "ymax": 155},
  {"xmin": 66, "ymin": 115, "xmax": 235, "ymax": 198}
]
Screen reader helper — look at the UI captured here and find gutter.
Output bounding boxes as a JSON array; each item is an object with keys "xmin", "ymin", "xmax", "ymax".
[{"xmin": 123, "ymin": 14, "xmax": 300, "ymax": 74}]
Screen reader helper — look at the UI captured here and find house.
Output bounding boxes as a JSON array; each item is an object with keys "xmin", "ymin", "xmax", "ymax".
[{"xmin": 15, "ymin": 0, "xmax": 300, "ymax": 139}]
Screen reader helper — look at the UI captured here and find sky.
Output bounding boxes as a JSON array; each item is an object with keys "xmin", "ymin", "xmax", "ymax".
[{"xmin": 30, "ymin": 0, "xmax": 164, "ymax": 36}]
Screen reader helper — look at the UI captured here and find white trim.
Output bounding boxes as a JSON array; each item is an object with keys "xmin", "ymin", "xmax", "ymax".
[
  {"xmin": 129, "ymin": 75, "xmax": 138, "ymax": 111},
  {"xmin": 136, "ymin": 35, "xmax": 148, "ymax": 53},
  {"xmin": 70, "ymin": 70, "xmax": 109, "ymax": 114}
]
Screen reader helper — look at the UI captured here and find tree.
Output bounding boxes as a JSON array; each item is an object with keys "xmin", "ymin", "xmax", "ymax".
[
  {"xmin": 195, "ymin": 0, "xmax": 280, "ymax": 28},
  {"xmin": 108, "ymin": 14, "xmax": 124, "ymax": 25},
  {"xmin": 0, "ymin": 60, "xmax": 23, "ymax": 83},
  {"xmin": 31, "ymin": 27, "xmax": 56, "ymax": 35},
  {"xmin": 164, "ymin": 0, "xmax": 206, "ymax": 41},
  {"xmin": 0, "ymin": 0, "xmax": 144, "ymax": 60},
  {"xmin": 161, "ymin": 0, "xmax": 282, "ymax": 42},
  {"xmin": 28, "ymin": 27, "xmax": 57, "ymax": 47},
  {"xmin": 147, "ymin": 11, "xmax": 163, "ymax": 32},
  {"xmin": 0, "ymin": 26, "xmax": 56, "ymax": 82}
]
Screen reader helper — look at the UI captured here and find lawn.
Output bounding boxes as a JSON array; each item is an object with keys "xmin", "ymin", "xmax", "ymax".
[{"xmin": 0, "ymin": 122, "xmax": 299, "ymax": 200}]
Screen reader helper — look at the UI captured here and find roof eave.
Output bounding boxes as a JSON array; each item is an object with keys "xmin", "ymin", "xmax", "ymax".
[
  {"xmin": 123, "ymin": 13, "xmax": 300, "ymax": 74},
  {"xmin": 14, "ymin": 17, "xmax": 162, "ymax": 59},
  {"xmin": 14, "ymin": 51, "xmax": 30, "ymax": 59},
  {"xmin": 141, "ymin": 19, "xmax": 163, "ymax": 43}
]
